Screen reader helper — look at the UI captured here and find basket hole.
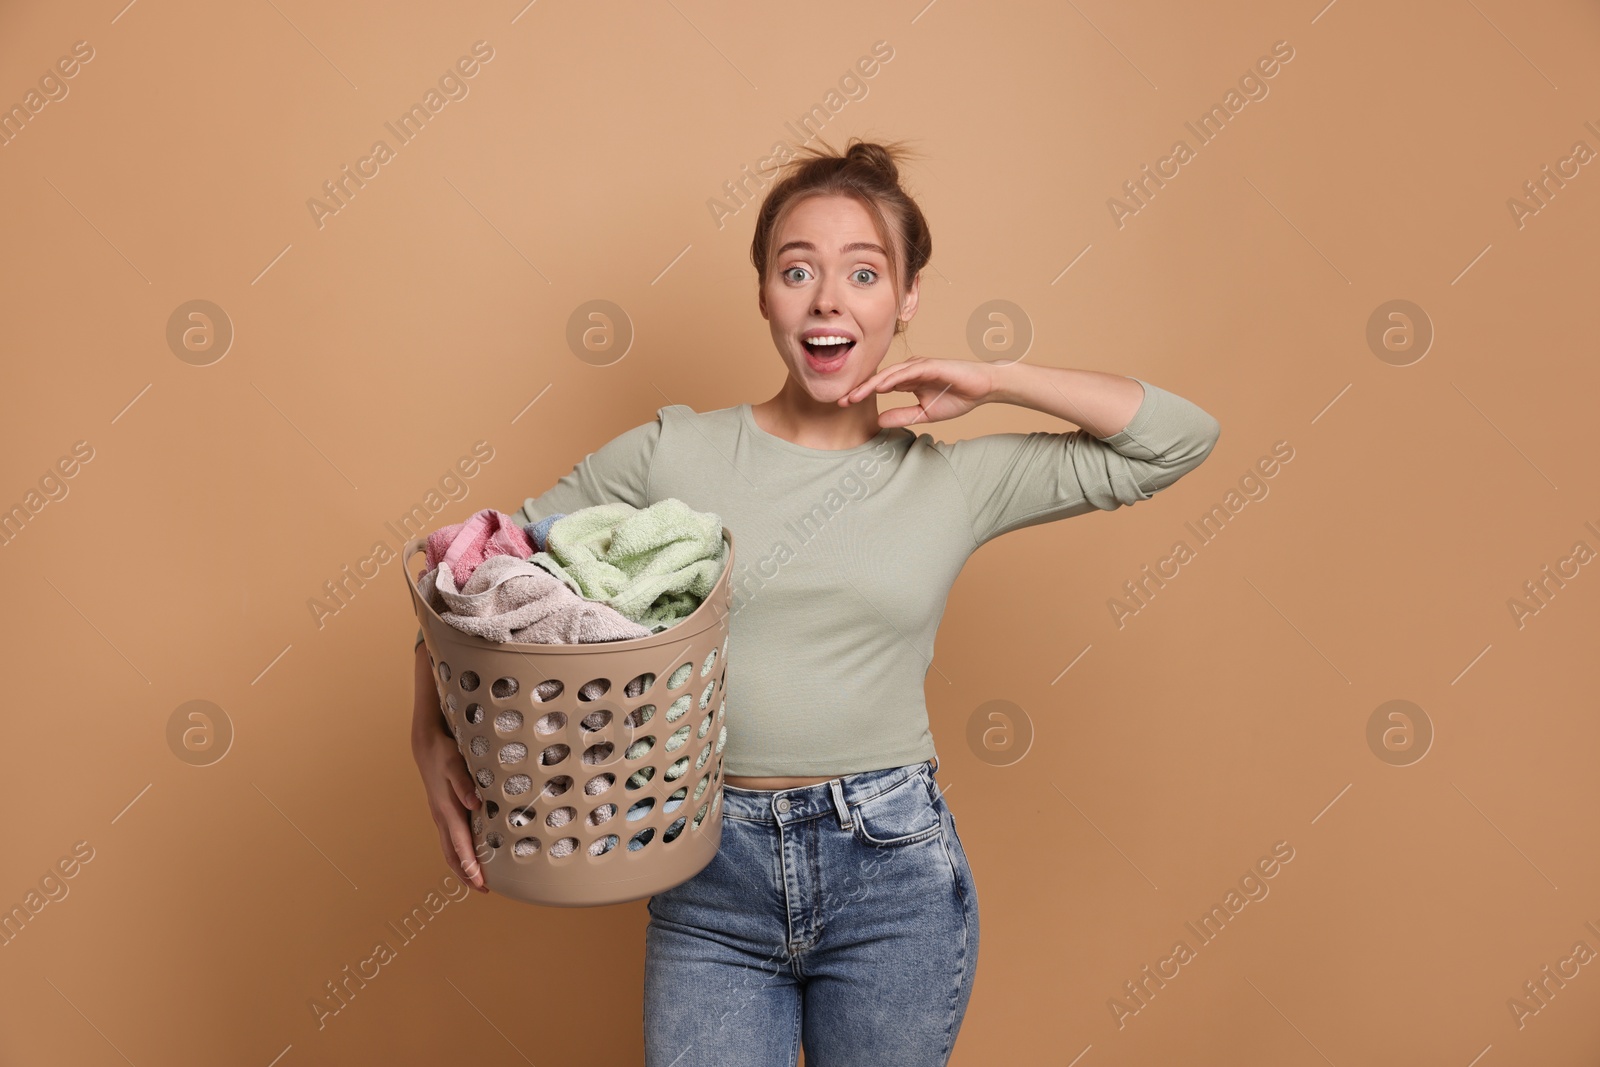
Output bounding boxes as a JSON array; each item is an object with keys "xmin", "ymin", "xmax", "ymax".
[
  {"xmin": 692, "ymin": 802, "xmax": 710, "ymax": 828},
  {"xmin": 693, "ymin": 776, "xmax": 709, "ymax": 800},
  {"xmin": 513, "ymin": 837, "xmax": 540, "ymax": 857},
  {"xmin": 589, "ymin": 834, "xmax": 620, "ymax": 857},
  {"xmin": 627, "ymin": 798, "xmax": 655, "ymax": 821},
  {"xmin": 475, "ymin": 768, "xmax": 494, "ymax": 788},
  {"xmin": 508, "ymin": 806, "xmax": 537, "ymax": 828},
  {"xmin": 582, "ymin": 741, "xmax": 615, "ymax": 765},
  {"xmin": 694, "ymin": 746, "xmax": 710, "ymax": 771},
  {"xmin": 470, "ymin": 812, "xmax": 483, "ymax": 835},
  {"xmin": 495, "ymin": 710, "xmax": 523, "ymax": 734},
  {"xmin": 539, "ymin": 744, "xmax": 570, "ymax": 766},
  {"xmin": 459, "ymin": 670, "xmax": 480, "ymax": 692},
  {"xmin": 625, "ymin": 705, "xmax": 655, "ymax": 729},
  {"xmin": 666, "ymin": 662, "xmax": 692, "ymax": 690},
  {"xmin": 666, "ymin": 757, "xmax": 690, "ymax": 780},
  {"xmin": 578, "ymin": 678, "xmax": 611, "ymax": 701},
  {"xmin": 581, "ymin": 710, "xmax": 612, "ymax": 732},
  {"xmin": 588, "ymin": 803, "xmax": 617, "ymax": 826},
  {"xmin": 585, "ymin": 773, "xmax": 615, "ymax": 795},
  {"xmin": 664, "ymin": 787, "xmax": 687, "ymax": 813},
  {"xmin": 533, "ymin": 679, "xmax": 564, "ymax": 702},
  {"xmin": 701, "ymin": 648, "xmax": 717, "ymax": 677},
  {"xmin": 465, "ymin": 703, "xmax": 484, "ymax": 726},
  {"xmin": 485, "ymin": 801, "xmax": 499, "ymax": 819},
  {"xmin": 492, "ymin": 677, "xmax": 518, "ymax": 699},
  {"xmin": 715, "ymin": 723, "xmax": 727, "ymax": 752},
  {"xmin": 469, "ymin": 736, "xmax": 489, "ymax": 757},
  {"xmin": 546, "ymin": 806, "xmax": 576, "ymax": 828},
  {"xmin": 700, "ymin": 681, "xmax": 714, "ymax": 709},
  {"xmin": 627, "ymin": 767, "xmax": 655, "ymax": 790},
  {"xmin": 535, "ymin": 712, "xmax": 567, "ymax": 734},
  {"xmin": 486, "ymin": 831, "xmax": 502, "ymax": 849},
  {"xmin": 503, "ymin": 774, "xmax": 531, "ymax": 797},
  {"xmin": 697, "ymin": 714, "xmax": 712, "ymax": 739},
  {"xmin": 628, "ymin": 827, "xmax": 654, "ymax": 852},
  {"xmin": 543, "ymin": 775, "xmax": 573, "ymax": 798},
  {"xmin": 663, "ymin": 816, "xmax": 687, "ymax": 843},
  {"xmin": 550, "ymin": 837, "xmax": 579, "ymax": 858},
  {"xmin": 445, "ymin": 693, "xmax": 459, "ymax": 714},
  {"xmin": 439, "ymin": 662, "xmax": 451, "ymax": 683},
  {"xmin": 666, "ymin": 696, "xmax": 691, "ymax": 723},
  {"xmin": 626, "ymin": 672, "xmax": 655, "ymax": 697},
  {"xmin": 666, "ymin": 725, "xmax": 692, "ymax": 752},
  {"xmin": 625, "ymin": 736, "xmax": 656, "ymax": 760},
  {"xmin": 712, "ymin": 787, "xmax": 722, "ymax": 813},
  {"xmin": 499, "ymin": 742, "xmax": 527, "ymax": 765}
]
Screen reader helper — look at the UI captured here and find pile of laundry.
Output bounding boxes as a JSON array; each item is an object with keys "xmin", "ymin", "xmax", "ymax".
[{"xmin": 417, "ymin": 497, "xmax": 727, "ymax": 646}]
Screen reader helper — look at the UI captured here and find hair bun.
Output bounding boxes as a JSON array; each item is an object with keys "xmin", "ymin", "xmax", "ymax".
[{"xmin": 846, "ymin": 141, "xmax": 899, "ymax": 181}]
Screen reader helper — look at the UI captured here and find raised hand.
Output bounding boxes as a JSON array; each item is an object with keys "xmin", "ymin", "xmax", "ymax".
[{"xmin": 838, "ymin": 356, "xmax": 998, "ymax": 428}]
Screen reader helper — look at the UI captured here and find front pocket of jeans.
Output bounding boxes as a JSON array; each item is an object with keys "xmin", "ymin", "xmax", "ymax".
[{"xmin": 851, "ymin": 774, "xmax": 942, "ymax": 848}]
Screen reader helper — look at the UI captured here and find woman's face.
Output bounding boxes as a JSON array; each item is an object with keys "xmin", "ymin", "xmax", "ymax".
[{"xmin": 759, "ymin": 193, "xmax": 918, "ymax": 402}]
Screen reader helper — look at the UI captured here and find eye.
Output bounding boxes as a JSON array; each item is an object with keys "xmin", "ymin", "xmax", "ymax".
[
  {"xmin": 782, "ymin": 266, "xmax": 810, "ymax": 283},
  {"xmin": 852, "ymin": 268, "xmax": 878, "ymax": 284}
]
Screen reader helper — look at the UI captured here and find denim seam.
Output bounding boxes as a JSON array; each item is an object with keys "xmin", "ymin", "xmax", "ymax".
[
  {"xmin": 935, "ymin": 791, "xmax": 967, "ymax": 909},
  {"xmin": 937, "ymin": 804, "xmax": 971, "ymax": 1063},
  {"xmin": 788, "ymin": 976, "xmax": 802, "ymax": 1067}
]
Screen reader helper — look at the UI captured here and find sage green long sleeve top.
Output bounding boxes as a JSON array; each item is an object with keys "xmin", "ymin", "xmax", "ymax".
[{"xmin": 415, "ymin": 377, "xmax": 1220, "ymax": 777}]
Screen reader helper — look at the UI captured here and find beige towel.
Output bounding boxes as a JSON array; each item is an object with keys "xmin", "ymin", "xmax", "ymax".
[{"xmin": 419, "ymin": 554, "xmax": 652, "ymax": 645}]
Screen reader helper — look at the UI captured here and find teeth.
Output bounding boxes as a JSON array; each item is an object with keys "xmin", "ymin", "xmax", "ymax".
[{"xmin": 804, "ymin": 336, "xmax": 853, "ymax": 346}]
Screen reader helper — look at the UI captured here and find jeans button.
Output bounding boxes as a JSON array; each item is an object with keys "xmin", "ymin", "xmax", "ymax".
[{"xmin": 775, "ymin": 797, "xmax": 791, "ymax": 814}]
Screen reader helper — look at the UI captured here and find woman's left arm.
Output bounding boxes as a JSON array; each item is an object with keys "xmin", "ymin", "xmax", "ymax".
[
  {"xmin": 984, "ymin": 363, "xmax": 1147, "ymax": 439},
  {"xmin": 844, "ymin": 357, "xmax": 1223, "ymax": 545}
]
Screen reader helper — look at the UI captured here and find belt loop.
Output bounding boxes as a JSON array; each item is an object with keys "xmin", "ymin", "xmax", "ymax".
[{"xmin": 829, "ymin": 777, "xmax": 853, "ymax": 830}]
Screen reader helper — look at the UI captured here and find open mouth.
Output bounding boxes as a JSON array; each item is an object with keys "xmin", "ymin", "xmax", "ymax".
[{"xmin": 802, "ymin": 338, "xmax": 856, "ymax": 360}]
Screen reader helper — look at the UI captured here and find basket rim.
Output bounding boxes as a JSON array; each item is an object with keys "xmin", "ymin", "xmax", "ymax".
[{"xmin": 403, "ymin": 527, "xmax": 735, "ymax": 655}]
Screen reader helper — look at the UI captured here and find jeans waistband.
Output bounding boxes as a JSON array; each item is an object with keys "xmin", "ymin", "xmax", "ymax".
[{"xmin": 718, "ymin": 757, "xmax": 938, "ymax": 827}]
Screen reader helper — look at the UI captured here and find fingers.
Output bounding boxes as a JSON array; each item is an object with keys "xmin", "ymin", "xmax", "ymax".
[
  {"xmin": 449, "ymin": 761, "xmax": 480, "ymax": 811},
  {"xmin": 878, "ymin": 403, "xmax": 931, "ymax": 428},
  {"xmin": 441, "ymin": 806, "xmax": 488, "ymax": 892},
  {"xmin": 848, "ymin": 360, "xmax": 923, "ymax": 402},
  {"xmin": 455, "ymin": 823, "xmax": 488, "ymax": 892}
]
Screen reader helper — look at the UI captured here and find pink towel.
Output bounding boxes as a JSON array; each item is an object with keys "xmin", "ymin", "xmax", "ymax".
[{"xmin": 426, "ymin": 509, "xmax": 533, "ymax": 588}]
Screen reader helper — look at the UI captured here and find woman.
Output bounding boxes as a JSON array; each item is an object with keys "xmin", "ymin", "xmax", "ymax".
[{"xmin": 411, "ymin": 137, "xmax": 1222, "ymax": 1065}]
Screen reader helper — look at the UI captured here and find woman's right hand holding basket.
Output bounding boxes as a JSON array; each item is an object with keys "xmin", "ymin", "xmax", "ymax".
[{"xmin": 411, "ymin": 643, "xmax": 490, "ymax": 894}]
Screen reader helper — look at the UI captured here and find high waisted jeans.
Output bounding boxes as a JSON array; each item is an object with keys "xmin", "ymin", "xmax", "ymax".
[{"xmin": 642, "ymin": 756, "xmax": 980, "ymax": 1066}]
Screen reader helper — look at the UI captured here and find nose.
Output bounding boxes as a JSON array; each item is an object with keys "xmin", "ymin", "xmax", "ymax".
[{"xmin": 811, "ymin": 276, "xmax": 845, "ymax": 316}]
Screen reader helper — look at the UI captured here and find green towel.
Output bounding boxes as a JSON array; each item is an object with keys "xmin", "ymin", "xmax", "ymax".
[{"xmin": 526, "ymin": 497, "xmax": 726, "ymax": 633}]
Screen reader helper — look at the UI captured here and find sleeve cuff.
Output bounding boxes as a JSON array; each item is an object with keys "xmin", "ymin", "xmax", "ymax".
[{"xmin": 1095, "ymin": 377, "xmax": 1159, "ymax": 446}]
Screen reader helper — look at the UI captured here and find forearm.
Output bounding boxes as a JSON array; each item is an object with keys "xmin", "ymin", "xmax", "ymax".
[{"xmin": 986, "ymin": 363, "xmax": 1146, "ymax": 440}]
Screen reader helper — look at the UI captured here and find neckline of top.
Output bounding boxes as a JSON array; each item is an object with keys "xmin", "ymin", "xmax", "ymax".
[{"xmin": 737, "ymin": 402, "xmax": 901, "ymax": 457}]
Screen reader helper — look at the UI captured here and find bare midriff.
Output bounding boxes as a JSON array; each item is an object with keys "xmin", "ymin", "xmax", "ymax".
[{"xmin": 723, "ymin": 773, "xmax": 842, "ymax": 791}]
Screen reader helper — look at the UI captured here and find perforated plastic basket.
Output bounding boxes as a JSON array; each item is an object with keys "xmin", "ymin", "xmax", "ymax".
[{"xmin": 402, "ymin": 529, "xmax": 734, "ymax": 908}]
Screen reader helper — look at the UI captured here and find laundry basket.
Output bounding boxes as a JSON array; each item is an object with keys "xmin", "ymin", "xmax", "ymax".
[{"xmin": 402, "ymin": 529, "xmax": 735, "ymax": 908}]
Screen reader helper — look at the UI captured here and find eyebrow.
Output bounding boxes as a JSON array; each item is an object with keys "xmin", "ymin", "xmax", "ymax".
[{"xmin": 774, "ymin": 240, "xmax": 889, "ymax": 259}]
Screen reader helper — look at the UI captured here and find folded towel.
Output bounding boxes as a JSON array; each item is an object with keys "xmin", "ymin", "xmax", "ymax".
[
  {"xmin": 426, "ymin": 509, "xmax": 533, "ymax": 588},
  {"xmin": 524, "ymin": 512, "xmax": 565, "ymax": 553},
  {"xmin": 419, "ymin": 554, "xmax": 652, "ymax": 645},
  {"xmin": 526, "ymin": 498, "xmax": 726, "ymax": 633}
]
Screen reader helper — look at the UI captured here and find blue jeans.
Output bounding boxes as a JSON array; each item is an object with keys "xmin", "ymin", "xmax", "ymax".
[{"xmin": 643, "ymin": 757, "xmax": 980, "ymax": 1066}]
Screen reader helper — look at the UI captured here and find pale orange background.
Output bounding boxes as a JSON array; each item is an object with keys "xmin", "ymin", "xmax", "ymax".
[{"xmin": 3, "ymin": 1, "xmax": 1599, "ymax": 1064}]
